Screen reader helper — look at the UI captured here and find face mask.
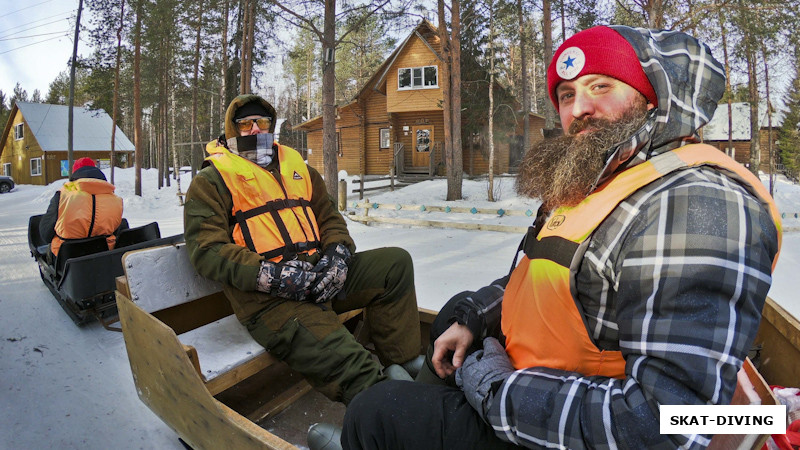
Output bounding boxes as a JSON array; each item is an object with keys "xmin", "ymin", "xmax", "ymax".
[{"xmin": 227, "ymin": 133, "xmax": 275, "ymax": 166}]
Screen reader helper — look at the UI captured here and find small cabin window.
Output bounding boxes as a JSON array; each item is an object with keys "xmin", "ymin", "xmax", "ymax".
[
  {"xmin": 398, "ymin": 65, "xmax": 438, "ymax": 90},
  {"xmin": 14, "ymin": 123, "xmax": 23, "ymax": 140},
  {"xmin": 30, "ymin": 158, "xmax": 42, "ymax": 176},
  {"xmin": 380, "ymin": 128, "xmax": 390, "ymax": 149},
  {"xmin": 2, "ymin": 163, "xmax": 10, "ymax": 176}
]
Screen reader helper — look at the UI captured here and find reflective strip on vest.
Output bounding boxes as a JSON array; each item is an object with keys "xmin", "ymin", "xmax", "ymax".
[
  {"xmin": 502, "ymin": 144, "xmax": 782, "ymax": 378},
  {"xmin": 206, "ymin": 143, "xmax": 321, "ymax": 262},
  {"xmin": 51, "ymin": 178, "xmax": 123, "ymax": 256}
]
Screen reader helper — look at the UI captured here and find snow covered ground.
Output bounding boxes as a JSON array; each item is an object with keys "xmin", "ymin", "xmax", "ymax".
[{"xmin": 1, "ymin": 167, "xmax": 798, "ymax": 449}]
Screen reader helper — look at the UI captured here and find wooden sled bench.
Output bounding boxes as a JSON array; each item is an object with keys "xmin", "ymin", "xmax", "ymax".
[{"xmin": 115, "ymin": 242, "xmax": 373, "ymax": 449}]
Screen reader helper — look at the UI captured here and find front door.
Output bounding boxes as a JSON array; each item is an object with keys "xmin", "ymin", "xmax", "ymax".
[{"xmin": 411, "ymin": 126, "xmax": 434, "ymax": 168}]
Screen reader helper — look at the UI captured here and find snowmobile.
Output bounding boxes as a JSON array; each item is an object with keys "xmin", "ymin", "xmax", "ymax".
[{"xmin": 27, "ymin": 214, "xmax": 183, "ymax": 328}]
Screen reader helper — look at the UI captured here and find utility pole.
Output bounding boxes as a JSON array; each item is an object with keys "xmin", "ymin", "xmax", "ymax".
[{"xmin": 68, "ymin": 0, "xmax": 84, "ymax": 177}]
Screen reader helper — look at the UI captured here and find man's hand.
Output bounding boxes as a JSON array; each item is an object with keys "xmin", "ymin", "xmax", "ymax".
[
  {"xmin": 455, "ymin": 337, "xmax": 514, "ymax": 419},
  {"xmin": 256, "ymin": 259, "xmax": 319, "ymax": 302},
  {"xmin": 432, "ymin": 322, "xmax": 475, "ymax": 378},
  {"xmin": 310, "ymin": 244, "xmax": 351, "ymax": 303}
]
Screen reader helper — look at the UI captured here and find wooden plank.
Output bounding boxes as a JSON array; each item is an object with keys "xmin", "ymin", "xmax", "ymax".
[
  {"xmin": 353, "ymin": 201, "xmax": 534, "ymax": 217},
  {"xmin": 349, "ymin": 214, "xmax": 527, "ymax": 234},
  {"xmin": 116, "ymin": 291, "xmax": 295, "ymax": 450},
  {"xmin": 246, "ymin": 380, "xmax": 313, "ymax": 423},
  {"xmin": 206, "ymin": 353, "xmax": 279, "ymax": 396},
  {"xmin": 753, "ymin": 297, "xmax": 800, "ymax": 388}
]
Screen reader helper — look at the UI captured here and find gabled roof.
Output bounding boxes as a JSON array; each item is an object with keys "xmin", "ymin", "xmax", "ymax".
[
  {"xmin": 703, "ymin": 101, "xmax": 785, "ymax": 141},
  {"xmin": 6, "ymin": 102, "xmax": 134, "ymax": 152},
  {"xmin": 294, "ymin": 19, "xmax": 440, "ymax": 131}
]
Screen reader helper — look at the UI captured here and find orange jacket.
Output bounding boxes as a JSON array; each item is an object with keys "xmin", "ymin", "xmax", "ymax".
[
  {"xmin": 205, "ymin": 142, "xmax": 321, "ymax": 262},
  {"xmin": 502, "ymin": 144, "xmax": 781, "ymax": 378},
  {"xmin": 51, "ymin": 178, "xmax": 123, "ymax": 256}
]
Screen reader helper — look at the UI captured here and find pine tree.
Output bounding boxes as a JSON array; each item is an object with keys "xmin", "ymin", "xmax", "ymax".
[{"xmin": 778, "ymin": 41, "xmax": 800, "ymax": 181}]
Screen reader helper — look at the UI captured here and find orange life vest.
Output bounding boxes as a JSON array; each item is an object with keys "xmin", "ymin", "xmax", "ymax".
[
  {"xmin": 502, "ymin": 144, "xmax": 782, "ymax": 378},
  {"xmin": 205, "ymin": 141, "xmax": 321, "ymax": 262},
  {"xmin": 51, "ymin": 178, "xmax": 123, "ymax": 256}
]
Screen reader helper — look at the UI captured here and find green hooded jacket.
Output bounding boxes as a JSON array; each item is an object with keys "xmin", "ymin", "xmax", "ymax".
[{"xmin": 183, "ymin": 94, "xmax": 355, "ymax": 322}]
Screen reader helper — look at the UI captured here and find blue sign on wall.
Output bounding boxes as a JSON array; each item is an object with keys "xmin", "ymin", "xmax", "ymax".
[{"xmin": 60, "ymin": 160, "xmax": 69, "ymax": 177}]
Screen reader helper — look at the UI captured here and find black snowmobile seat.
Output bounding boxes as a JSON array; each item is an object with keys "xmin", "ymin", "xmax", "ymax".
[
  {"xmin": 116, "ymin": 222, "xmax": 161, "ymax": 248},
  {"xmin": 55, "ymin": 236, "xmax": 110, "ymax": 276}
]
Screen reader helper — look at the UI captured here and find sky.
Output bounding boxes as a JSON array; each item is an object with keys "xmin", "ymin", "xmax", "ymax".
[
  {"xmin": 0, "ymin": 167, "xmax": 799, "ymax": 448},
  {"xmin": 0, "ymin": 0, "xmax": 92, "ymax": 99}
]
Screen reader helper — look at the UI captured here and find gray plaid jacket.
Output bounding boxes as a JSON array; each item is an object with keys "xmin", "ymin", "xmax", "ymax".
[{"xmin": 452, "ymin": 27, "xmax": 780, "ymax": 449}]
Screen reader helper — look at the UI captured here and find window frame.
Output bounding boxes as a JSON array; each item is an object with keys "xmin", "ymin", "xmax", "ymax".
[
  {"xmin": 2, "ymin": 163, "xmax": 10, "ymax": 176},
  {"xmin": 14, "ymin": 123, "xmax": 23, "ymax": 140},
  {"xmin": 30, "ymin": 157, "xmax": 42, "ymax": 176},
  {"xmin": 397, "ymin": 65, "xmax": 439, "ymax": 90},
  {"xmin": 379, "ymin": 128, "xmax": 391, "ymax": 149}
]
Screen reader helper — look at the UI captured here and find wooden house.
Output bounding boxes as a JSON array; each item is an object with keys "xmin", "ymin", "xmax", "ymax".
[
  {"xmin": 701, "ymin": 101, "xmax": 784, "ymax": 169},
  {"xmin": 0, "ymin": 102, "xmax": 135, "ymax": 185},
  {"xmin": 293, "ymin": 20, "xmax": 546, "ymax": 178}
]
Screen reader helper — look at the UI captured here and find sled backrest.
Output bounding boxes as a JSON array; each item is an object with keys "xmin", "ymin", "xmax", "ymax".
[
  {"xmin": 116, "ymin": 222, "xmax": 161, "ymax": 248},
  {"xmin": 56, "ymin": 236, "xmax": 110, "ymax": 275}
]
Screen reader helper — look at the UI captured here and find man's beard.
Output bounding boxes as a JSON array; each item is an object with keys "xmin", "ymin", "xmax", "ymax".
[{"xmin": 516, "ymin": 98, "xmax": 649, "ymax": 211}]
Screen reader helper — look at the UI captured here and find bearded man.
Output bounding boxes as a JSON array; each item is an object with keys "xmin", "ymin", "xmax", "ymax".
[{"xmin": 333, "ymin": 26, "xmax": 782, "ymax": 450}]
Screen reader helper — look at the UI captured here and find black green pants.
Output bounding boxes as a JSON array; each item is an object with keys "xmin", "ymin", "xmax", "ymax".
[{"xmin": 246, "ymin": 247, "xmax": 421, "ymax": 404}]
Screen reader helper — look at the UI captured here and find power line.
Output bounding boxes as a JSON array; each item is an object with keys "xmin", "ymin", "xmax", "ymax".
[
  {"xmin": 0, "ymin": 34, "xmax": 69, "ymax": 56},
  {"xmin": 0, "ymin": 10, "xmax": 73, "ymax": 35},
  {"xmin": 0, "ymin": 30, "xmax": 70, "ymax": 42},
  {"xmin": 0, "ymin": 0, "xmax": 58, "ymax": 20},
  {"xmin": 0, "ymin": 17, "xmax": 73, "ymax": 40}
]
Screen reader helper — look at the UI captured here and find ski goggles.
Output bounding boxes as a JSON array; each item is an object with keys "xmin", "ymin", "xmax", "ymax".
[{"xmin": 235, "ymin": 116, "xmax": 272, "ymax": 132}]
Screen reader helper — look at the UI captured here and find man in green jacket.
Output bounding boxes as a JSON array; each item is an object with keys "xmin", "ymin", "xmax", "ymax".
[{"xmin": 183, "ymin": 94, "xmax": 422, "ymax": 410}]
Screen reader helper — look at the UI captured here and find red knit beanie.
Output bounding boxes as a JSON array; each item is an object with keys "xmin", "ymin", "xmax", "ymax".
[
  {"xmin": 547, "ymin": 26, "xmax": 657, "ymax": 110},
  {"xmin": 73, "ymin": 157, "xmax": 96, "ymax": 171}
]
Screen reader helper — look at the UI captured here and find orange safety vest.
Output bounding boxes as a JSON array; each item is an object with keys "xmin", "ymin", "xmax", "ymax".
[
  {"xmin": 502, "ymin": 144, "xmax": 782, "ymax": 378},
  {"xmin": 205, "ymin": 142, "xmax": 321, "ymax": 262},
  {"xmin": 51, "ymin": 178, "xmax": 123, "ymax": 256}
]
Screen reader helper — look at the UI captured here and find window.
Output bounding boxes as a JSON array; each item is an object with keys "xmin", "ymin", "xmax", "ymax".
[
  {"xmin": 398, "ymin": 65, "xmax": 438, "ymax": 90},
  {"xmin": 2, "ymin": 163, "xmax": 10, "ymax": 176},
  {"xmin": 380, "ymin": 128, "xmax": 391, "ymax": 149},
  {"xmin": 30, "ymin": 158, "xmax": 42, "ymax": 176},
  {"xmin": 14, "ymin": 123, "xmax": 23, "ymax": 140}
]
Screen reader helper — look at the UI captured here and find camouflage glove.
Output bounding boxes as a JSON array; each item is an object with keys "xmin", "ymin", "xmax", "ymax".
[
  {"xmin": 455, "ymin": 337, "xmax": 514, "ymax": 421},
  {"xmin": 256, "ymin": 259, "xmax": 319, "ymax": 302},
  {"xmin": 310, "ymin": 244, "xmax": 351, "ymax": 304}
]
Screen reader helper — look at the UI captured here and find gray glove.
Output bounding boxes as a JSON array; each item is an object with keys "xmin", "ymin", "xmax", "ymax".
[
  {"xmin": 310, "ymin": 244, "xmax": 351, "ymax": 303},
  {"xmin": 455, "ymin": 337, "xmax": 514, "ymax": 420},
  {"xmin": 256, "ymin": 259, "xmax": 319, "ymax": 302}
]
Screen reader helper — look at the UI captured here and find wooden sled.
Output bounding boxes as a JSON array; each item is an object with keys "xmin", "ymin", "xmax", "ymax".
[{"xmin": 115, "ymin": 241, "xmax": 435, "ymax": 449}]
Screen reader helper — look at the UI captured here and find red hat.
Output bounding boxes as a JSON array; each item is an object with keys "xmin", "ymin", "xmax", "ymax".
[
  {"xmin": 547, "ymin": 26, "xmax": 658, "ymax": 110},
  {"xmin": 73, "ymin": 157, "xmax": 96, "ymax": 171}
]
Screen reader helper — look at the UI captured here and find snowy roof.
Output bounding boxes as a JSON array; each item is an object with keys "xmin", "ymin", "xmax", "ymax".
[
  {"xmin": 16, "ymin": 102, "xmax": 134, "ymax": 152},
  {"xmin": 703, "ymin": 101, "xmax": 785, "ymax": 141}
]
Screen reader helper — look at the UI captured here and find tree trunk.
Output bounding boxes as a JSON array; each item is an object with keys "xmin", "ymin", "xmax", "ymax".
[
  {"xmin": 191, "ymin": 2, "xmax": 203, "ymax": 176},
  {"xmin": 322, "ymin": 0, "xmax": 338, "ymax": 197},
  {"xmin": 745, "ymin": 39, "xmax": 760, "ymax": 175},
  {"xmin": 133, "ymin": 1, "xmax": 143, "ymax": 196},
  {"xmin": 763, "ymin": 44, "xmax": 773, "ymax": 195},
  {"xmin": 542, "ymin": 0, "xmax": 556, "ymax": 131},
  {"xmin": 438, "ymin": 0, "xmax": 453, "ymax": 194},
  {"xmin": 716, "ymin": 1, "xmax": 734, "ymax": 169},
  {"xmin": 518, "ymin": 0, "xmax": 529, "ymax": 155},
  {"xmin": 488, "ymin": 4, "xmax": 495, "ymax": 202},
  {"xmin": 240, "ymin": 0, "xmax": 255, "ymax": 94},
  {"xmin": 448, "ymin": 0, "xmax": 463, "ymax": 201},
  {"xmin": 110, "ymin": 0, "xmax": 125, "ymax": 185},
  {"xmin": 220, "ymin": 0, "xmax": 229, "ymax": 127}
]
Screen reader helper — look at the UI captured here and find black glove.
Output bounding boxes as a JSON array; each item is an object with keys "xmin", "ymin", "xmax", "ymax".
[
  {"xmin": 455, "ymin": 337, "xmax": 514, "ymax": 420},
  {"xmin": 256, "ymin": 259, "xmax": 319, "ymax": 302},
  {"xmin": 310, "ymin": 244, "xmax": 351, "ymax": 303}
]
